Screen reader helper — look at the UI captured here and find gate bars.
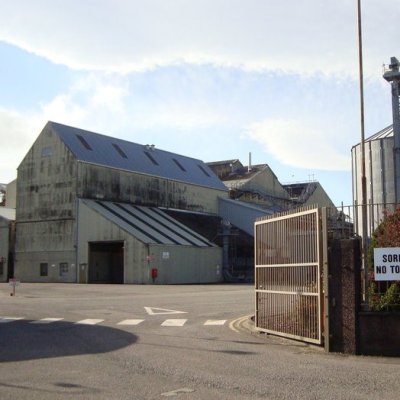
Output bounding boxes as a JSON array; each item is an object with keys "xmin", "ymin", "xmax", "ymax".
[{"xmin": 255, "ymin": 206, "xmax": 327, "ymax": 345}]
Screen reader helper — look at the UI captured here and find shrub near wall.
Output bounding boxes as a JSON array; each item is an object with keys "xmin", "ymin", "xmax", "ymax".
[
  {"xmin": 367, "ymin": 208, "xmax": 400, "ymax": 312},
  {"xmin": 359, "ymin": 208, "xmax": 400, "ymax": 356}
]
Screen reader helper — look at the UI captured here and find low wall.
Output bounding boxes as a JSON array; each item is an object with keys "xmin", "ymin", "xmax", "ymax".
[
  {"xmin": 327, "ymin": 238, "xmax": 400, "ymax": 357},
  {"xmin": 358, "ymin": 312, "xmax": 400, "ymax": 357}
]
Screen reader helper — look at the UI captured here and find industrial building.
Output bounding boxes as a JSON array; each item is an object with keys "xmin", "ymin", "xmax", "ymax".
[
  {"xmin": 0, "ymin": 207, "xmax": 15, "ymax": 282},
  {"xmin": 15, "ymin": 121, "xmax": 229, "ymax": 284},
  {"xmin": 10, "ymin": 121, "xmax": 337, "ymax": 284},
  {"xmin": 352, "ymin": 56, "xmax": 400, "ymax": 235}
]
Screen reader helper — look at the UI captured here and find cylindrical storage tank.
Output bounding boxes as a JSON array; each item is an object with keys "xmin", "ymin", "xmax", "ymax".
[{"xmin": 351, "ymin": 125, "xmax": 395, "ymax": 237}]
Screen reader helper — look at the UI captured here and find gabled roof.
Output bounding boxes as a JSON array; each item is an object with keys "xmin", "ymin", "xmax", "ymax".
[
  {"xmin": 83, "ymin": 199, "xmax": 216, "ymax": 247},
  {"xmin": 222, "ymin": 164, "xmax": 268, "ymax": 183},
  {"xmin": 48, "ymin": 121, "xmax": 227, "ymax": 191}
]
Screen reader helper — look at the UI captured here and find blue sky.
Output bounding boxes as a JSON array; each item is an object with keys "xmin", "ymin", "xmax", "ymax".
[{"xmin": 0, "ymin": 0, "xmax": 398, "ymax": 206}]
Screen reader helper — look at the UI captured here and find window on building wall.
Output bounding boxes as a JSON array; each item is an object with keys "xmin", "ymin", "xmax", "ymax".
[
  {"xmin": 40, "ymin": 263, "xmax": 48, "ymax": 276},
  {"xmin": 59, "ymin": 263, "xmax": 69, "ymax": 277},
  {"xmin": 41, "ymin": 147, "xmax": 52, "ymax": 157}
]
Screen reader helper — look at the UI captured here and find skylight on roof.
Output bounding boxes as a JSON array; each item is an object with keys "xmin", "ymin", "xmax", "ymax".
[
  {"xmin": 173, "ymin": 158, "xmax": 186, "ymax": 172},
  {"xmin": 197, "ymin": 164, "xmax": 211, "ymax": 177},
  {"xmin": 76, "ymin": 134, "xmax": 92, "ymax": 151},
  {"xmin": 112, "ymin": 143, "xmax": 128, "ymax": 159},
  {"xmin": 144, "ymin": 151, "xmax": 159, "ymax": 166}
]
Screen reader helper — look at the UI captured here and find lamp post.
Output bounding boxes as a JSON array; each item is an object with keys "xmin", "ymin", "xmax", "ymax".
[{"xmin": 357, "ymin": 0, "xmax": 369, "ymax": 306}]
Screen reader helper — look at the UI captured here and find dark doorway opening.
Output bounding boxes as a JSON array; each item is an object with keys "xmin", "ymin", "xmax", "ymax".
[{"xmin": 88, "ymin": 241, "xmax": 124, "ymax": 284}]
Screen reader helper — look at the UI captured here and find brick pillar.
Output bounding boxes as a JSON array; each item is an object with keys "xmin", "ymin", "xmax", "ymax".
[{"xmin": 327, "ymin": 238, "xmax": 362, "ymax": 354}]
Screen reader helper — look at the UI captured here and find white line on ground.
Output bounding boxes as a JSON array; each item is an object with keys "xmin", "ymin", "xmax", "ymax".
[
  {"xmin": 0, "ymin": 317, "xmax": 24, "ymax": 323},
  {"xmin": 161, "ymin": 319, "xmax": 187, "ymax": 327},
  {"xmin": 204, "ymin": 320, "xmax": 227, "ymax": 326},
  {"xmin": 117, "ymin": 319, "xmax": 144, "ymax": 326},
  {"xmin": 75, "ymin": 319, "xmax": 104, "ymax": 325},
  {"xmin": 30, "ymin": 318, "xmax": 64, "ymax": 324}
]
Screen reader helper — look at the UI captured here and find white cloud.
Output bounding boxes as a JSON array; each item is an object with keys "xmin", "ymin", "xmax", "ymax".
[
  {"xmin": 246, "ymin": 118, "xmax": 350, "ymax": 171},
  {"xmin": 0, "ymin": 0, "xmax": 397, "ymax": 77},
  {"xmin": 0, "ymin": 108, "xmax": 43, "ymax": 182},
  {"xmin": 39, "ymin": 74, "xmax": 130, "ymax": 134}
]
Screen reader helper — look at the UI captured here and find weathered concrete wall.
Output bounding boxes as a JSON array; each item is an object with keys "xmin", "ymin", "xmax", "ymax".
[
  {"xmin": 77, "ymin": 200, "xmax": 222, "ymax": 284},
  {"xmin": 77, "ymin": 162, "xmax": 226, "ymax": 214},
  {"xmin": 241, "ymin": 167, "xmax": 289, "ymax": 200},
  {"xmin": 0, "ymin": 218, "xmax": 10, "ymax": 282},
  {"xmin": 15, "ymin": 250, "xmax": 76, "ymax": 282},
  {"xmin": 16, "ymin": 124, "xmax": 78, "ymax": 222},
  {"xmin": 5, "ymin": 179, "xmax": 16, "ymax": 208},
  {"xmin": 304, "ymin": 183, "xmax": 336, "ymax": 208},
  {"xmin": 148, "ymin": 245, "xmax": 222, "ymax": 284},
  {"xmin": 77, "ymin": 201, "xmax": 146, "ymax": 284}
]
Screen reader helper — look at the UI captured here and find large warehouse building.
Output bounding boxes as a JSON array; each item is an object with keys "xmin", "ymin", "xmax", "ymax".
[{"xmin": 15, "ymin": 122, "xmax": 229, "ymax": 284}]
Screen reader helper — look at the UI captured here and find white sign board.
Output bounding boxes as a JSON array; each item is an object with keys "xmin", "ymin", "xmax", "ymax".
[
  {"xmin": 374, "ymin": 248, "xmax": 400, "ymax": 281},
  {"xmin": 162, "ymin": 252, "xmax": 170, "ymax": 260}
]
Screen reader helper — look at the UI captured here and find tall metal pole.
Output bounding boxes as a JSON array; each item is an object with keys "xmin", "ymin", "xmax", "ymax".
[{"xmin": 357, "ymin": 0, "xmax": 369, "ymax": 305}]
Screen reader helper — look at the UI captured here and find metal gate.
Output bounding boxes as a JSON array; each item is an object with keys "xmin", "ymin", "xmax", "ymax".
[{"xmin": 255, "ymin": 206, "xmax": 327, "ymax": 345}]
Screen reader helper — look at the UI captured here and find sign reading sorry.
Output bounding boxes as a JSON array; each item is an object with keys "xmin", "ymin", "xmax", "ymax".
[{"xmin": 374, "ymin": 248, "xmax": 400, "ymax": 281}]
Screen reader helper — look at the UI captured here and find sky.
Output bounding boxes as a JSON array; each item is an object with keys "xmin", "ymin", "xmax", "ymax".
[{"xmin": 0, "ymin": 0, "xmax": 398, "ymax": 206}]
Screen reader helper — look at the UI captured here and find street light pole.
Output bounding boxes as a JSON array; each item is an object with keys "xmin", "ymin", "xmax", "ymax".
[{"xmin": 357, "ymin": 0, "xmax": 369, "ymax": 306}]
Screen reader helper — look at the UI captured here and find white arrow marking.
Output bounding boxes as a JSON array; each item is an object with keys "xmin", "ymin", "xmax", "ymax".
[{"xmin": 144, "ymin": 307, "xmax": 187, "ymax": 315}]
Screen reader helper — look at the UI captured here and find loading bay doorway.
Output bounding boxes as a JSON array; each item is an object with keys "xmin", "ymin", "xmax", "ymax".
[{"xmin": 88, "ymin": 241, "xmax": 124, "ymax": 284}]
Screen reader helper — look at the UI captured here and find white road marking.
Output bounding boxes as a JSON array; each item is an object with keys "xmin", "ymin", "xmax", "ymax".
[
  {"xmin": 0, "ymin": 317, "xmax": 24, "ymax": 323},
  {"xmin": 161, "ymin": 319, "xmax": 187, "ymax": 327},
  {"xmin": 144, "ymin": 307, "xmax": 187, "ymax": 315},
  {"xmin": 75, "ymin": 319, "xmax": 104, "ymax": 325},
  {"xmin": 161, "ymin": 388, "xmax": 195, "ymax": 397},
  {"xmin": 31, "ymin": 318, "xmax": 64, "ymax": 324},
  {"xmin": 204, "ymin": 320, "xmax": 227, "ymax": 326},
  {"xmin": 117, "ymin": 319, "xmax": 144, "ymax": 326}
]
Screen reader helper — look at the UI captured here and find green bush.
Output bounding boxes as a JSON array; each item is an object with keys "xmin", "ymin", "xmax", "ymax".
[{"xmin": 368, "ymin": 208, "xmax": 400, "ymax": 311}]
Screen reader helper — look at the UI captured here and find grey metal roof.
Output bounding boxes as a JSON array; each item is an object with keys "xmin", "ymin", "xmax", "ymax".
[
  {"xmin": 353, "ymin": 125, "xmax": 394, "ymax": 146},
  {"xmin": 48, "ymin": 121, "xmax": 227, "ymax": 191},
  {"xmin": 83, "ymin": 199, "xmax": 216, "ymax": 247},
  {"xmin": 218, "ymin": 197, "xmax": 273, "ymax": 236}
]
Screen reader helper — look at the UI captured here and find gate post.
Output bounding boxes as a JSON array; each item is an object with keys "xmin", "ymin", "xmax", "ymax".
[{"xmin": 321, "ymin": 208, "xmax": 330, "ymax": 352}]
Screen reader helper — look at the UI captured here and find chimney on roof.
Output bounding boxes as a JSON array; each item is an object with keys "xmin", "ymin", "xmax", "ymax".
[{"xmin": 248, "ymin": 152, "xmax": 252, "ymax": 172}]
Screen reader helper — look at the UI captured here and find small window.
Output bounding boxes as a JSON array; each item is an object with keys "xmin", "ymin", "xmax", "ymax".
[
  {"xmin": 197, "ymin": 164, "xmax": 211, "ymax": 177},
  {"xmin": 76, "ymin": 134, "xmax": 93, "ymax": 151},
  {"xmin": 40, "ymin": 263, "xmax": 48, "ymax": 277},
  {"xmin": 41, "ymin": 147, "xmax": 52, "ymax": 157},
  {"xmin": 59, "ymin": 262, "xmax": 69, "ymax": 277},
  {"xmin": 173, "ymin": 158, "xmax": 186, "ymax": 172},
  {"xmin": 112, "ymin": 143, "xmax": 128, "ymax": 159},
  {"xmin": 144, "ymin": 151, "xmax": 159, "ymax": 166}
]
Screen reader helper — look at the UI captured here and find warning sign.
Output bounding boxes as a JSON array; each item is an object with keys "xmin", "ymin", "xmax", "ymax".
[{"xmin": 374, "ymin": 248, "xmax": 400, "ymax": 281}]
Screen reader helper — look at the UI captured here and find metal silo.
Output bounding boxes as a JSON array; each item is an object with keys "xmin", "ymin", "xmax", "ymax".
[{"xmin": 351, "ymin": 125, "xmax": 395, "ymax": 236}]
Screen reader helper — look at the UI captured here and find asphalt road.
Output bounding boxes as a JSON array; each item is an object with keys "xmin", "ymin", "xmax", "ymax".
[{"xmin": 0, "ymin": 283, "xmax": 399, "ymax": 400}]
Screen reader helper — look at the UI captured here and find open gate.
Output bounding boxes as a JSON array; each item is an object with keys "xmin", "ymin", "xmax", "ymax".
[{"xmin": 255, "ymin": 206, "xmax": 327, "ymax": 345}]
